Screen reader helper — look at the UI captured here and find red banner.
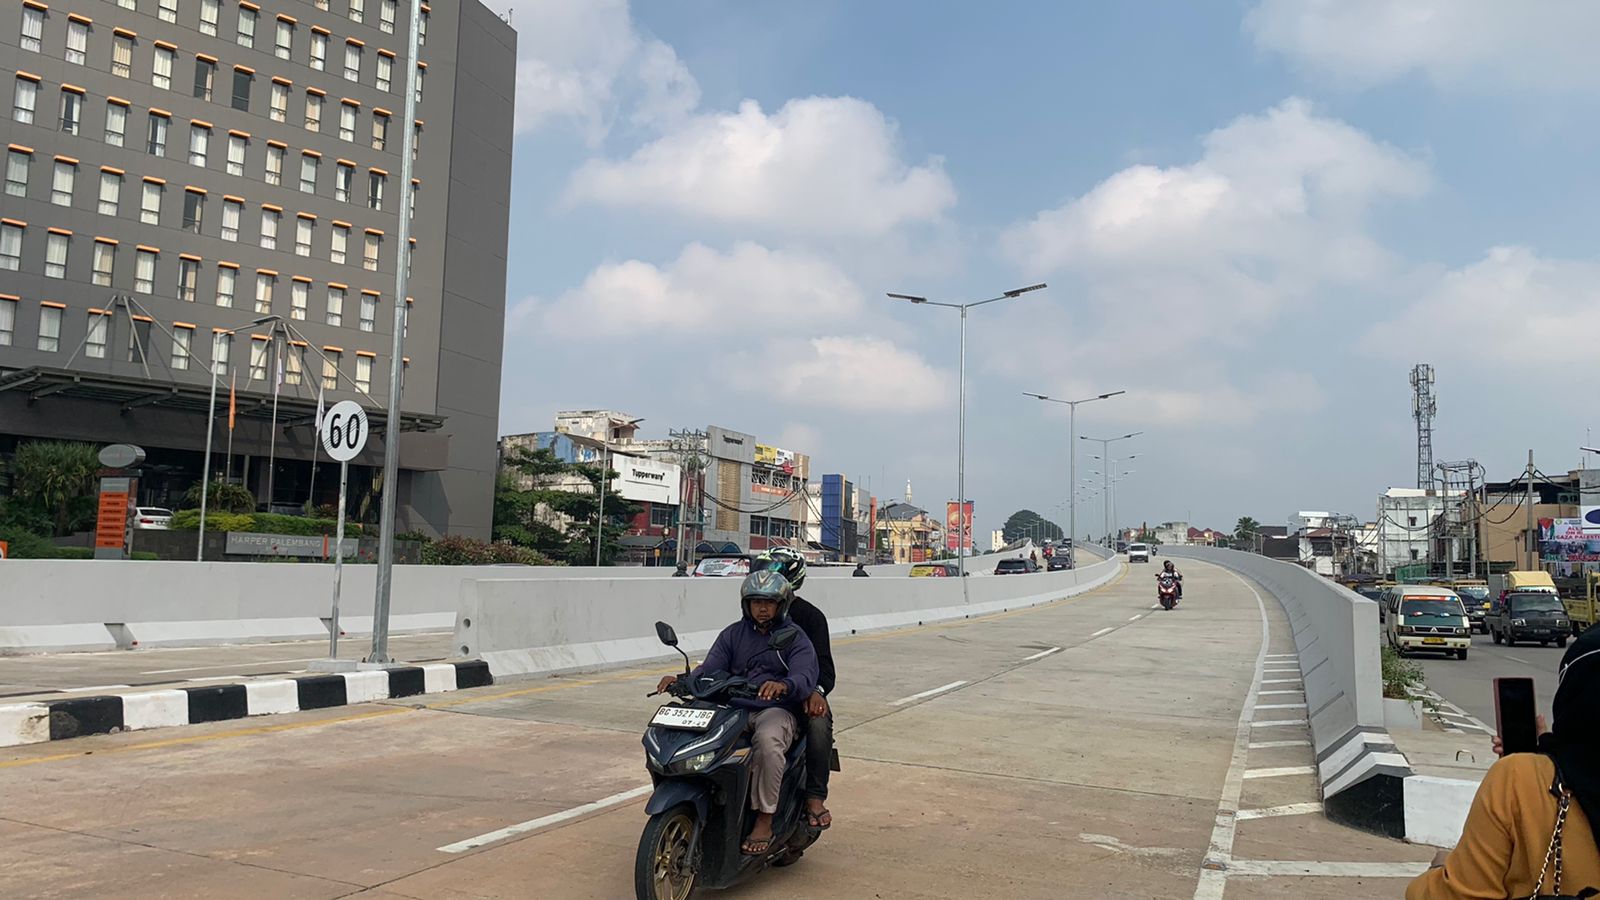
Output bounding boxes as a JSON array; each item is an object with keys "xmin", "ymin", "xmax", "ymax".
[{"xmin": 945, "ymin": 501, "xmax": 974, "ymax": 552}]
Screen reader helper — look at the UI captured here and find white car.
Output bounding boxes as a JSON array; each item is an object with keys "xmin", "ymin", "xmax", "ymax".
[
  {"xmin": 134, "ymin": 507, "xmax": 173, "ymax": 530},
  {"xmin": 1127, "ymin": 542, "xmax": 1150, "ymax": 563}
]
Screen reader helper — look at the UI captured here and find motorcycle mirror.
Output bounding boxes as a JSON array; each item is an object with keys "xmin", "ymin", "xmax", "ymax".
[
  {"xmin": 655, "ymin": 621, "xmax": 679, "ymax": 647},
  {"xmin": 769, "ymin": 626, "xmax": 798, "ymax": 652}
]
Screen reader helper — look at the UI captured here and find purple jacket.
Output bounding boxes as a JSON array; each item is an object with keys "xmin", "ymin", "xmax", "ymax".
[{"xmin": 692, "ymin": 615, "xmax": 818, "ymax": 711}]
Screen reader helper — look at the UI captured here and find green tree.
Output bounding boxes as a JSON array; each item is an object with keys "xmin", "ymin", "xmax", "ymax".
[
  {"xmin": 1002, "ymin": 509, "xmax": 1064, "ymax": 543},
  {"xmin": 1234, "ymin": 516, "xmax": 1262, "ymax": 542},
  {"xmin": 493, "ymin": 446, "xmax": 642, "ymax": 565},
  {"xmin": 11, "ymin": 441, "xmax": 102, "ymax": 536},
  {"xmin": 179, "ymin": 480, "xmax": 257, "ymax": 514}
]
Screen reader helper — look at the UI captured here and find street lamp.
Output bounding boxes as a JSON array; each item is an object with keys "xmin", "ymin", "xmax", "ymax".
[
  {"xmin": 1025, "ymin": 389, "xmax": 1124, "ymax": 557},
  {"xmin": 1081, "ymin": 432, "xmax": 1141, "ymax": 542},
  {"xmin": 889, "ymin": 283, "xmax": 1047, "ymax": 576},
  {"xmin": 197, "ymin": 312, "xmax": 282, "ymax": 560}
]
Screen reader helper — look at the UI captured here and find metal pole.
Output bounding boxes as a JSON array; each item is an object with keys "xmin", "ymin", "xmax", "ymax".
[
  {"xmin": 197, "ymin": 342, "xmax": 219, "ymax": 561},
  {"xmin": 1527, "ymin": 449, "xmax": 1536, "ymax": 570},
  {"xmin": 595, "ymin": 441, "xmax": 608, "ymax": 566},
  {"xmin": 266, "ymin": 331, "xmax": 281, "ymax": 507},
  {"xmin": 329, "ymin": 460, "xmax": 349, "ymax": 658},
  {"xmin": 957, "ymin": 306, "xmax": 967, "ymax": 577},
  {"xmin": 368, "ymin": 0, "xmax": 425, "ymax": 665},
  {"xmin": 1069, "ymin": 403, "xmax": 1077, "ymax": 558}
]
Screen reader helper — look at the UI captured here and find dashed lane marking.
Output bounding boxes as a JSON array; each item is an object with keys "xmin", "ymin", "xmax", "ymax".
[
  {"xmin": 1235, "ymin": 801, "xmax": 1324, "ymax": 820},
  {"xmin": 436, "ymin": 785, "xmax": 652, "ymax": 854},
  {"xmin": 1242, "ymin": 765, "xmax": 1317, "ymax": 780},
  {"xmin": 1091, "ymin": 627, "xmax": 1115, "ymax": 638},
  {"xmin": 1248, "ymin": 740, "xmax": 1310, "ymax": 750},
  {"xmin": 890, "ymin": 680, "xmax": 968, "ymax": 707},
  {"xmin": 1251, "ymin": 719, "xmax": 1310, "ymax": 728},
  {"xmin": 1223, "ymin": 860, "xmax": 1429, "ymax": 878},
  {"xmin": 1021, "ymin": 647, "xmax": 1061, "ymax": 662}
]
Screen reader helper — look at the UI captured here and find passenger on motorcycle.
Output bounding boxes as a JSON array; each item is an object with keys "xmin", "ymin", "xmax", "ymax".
[
  {"xmin": 1157, "ymin": 560, "xmax": 1184, "ymax": 599},
  {"xmin": 755, "ymin": 548, "xmax": 837, "ymax": 832},
  {"xmin": 656, "ymin": 569, "xmax": 818, "ymax": 856}
]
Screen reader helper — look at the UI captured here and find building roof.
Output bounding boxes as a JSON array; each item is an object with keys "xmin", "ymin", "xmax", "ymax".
[{"xmin": 879, "ymin": 501, "xmax": 928, "ymax": 521}]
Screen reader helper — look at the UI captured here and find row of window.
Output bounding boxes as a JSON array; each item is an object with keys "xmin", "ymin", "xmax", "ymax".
[
  {"xmin": 0, "ymin": 296, "xmax": 398, "ymax": 392},
  {"xmin": 749, "ymin": 517, "xmax": 800, "ymax": 539}
]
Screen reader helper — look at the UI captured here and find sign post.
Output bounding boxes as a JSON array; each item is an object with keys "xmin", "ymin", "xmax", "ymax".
[{"xmin": 319, "ymin": 400, "xmax": 369, "ymax": 659}]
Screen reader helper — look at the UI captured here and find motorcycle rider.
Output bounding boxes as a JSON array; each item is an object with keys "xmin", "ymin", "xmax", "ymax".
[
  {"xmin": 1156, "ymin": 559, "xmax": 1184, "ymax": 600},
  {"xmin": 754, "ymin": 548, "xmax": 837, "ymax": 832},
  {"xmin": 657, "ymin": 569, "xmax": 817, "ymax": 855}
]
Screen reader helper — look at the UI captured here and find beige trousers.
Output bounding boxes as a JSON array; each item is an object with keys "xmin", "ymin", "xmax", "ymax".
[{"xmin": 748, "ymin": 707, "xmax": 798, "ymax": 814}]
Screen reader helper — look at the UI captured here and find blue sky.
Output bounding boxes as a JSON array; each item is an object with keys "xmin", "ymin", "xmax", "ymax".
[{"xmin": 479, "ymin": 0, "xmax": 1600, "ymax": 537}]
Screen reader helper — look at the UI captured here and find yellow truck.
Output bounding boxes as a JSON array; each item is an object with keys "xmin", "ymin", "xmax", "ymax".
[
  {"xmin": 1570, "ymin": 574, "xmax": 1600, "ymax": 635},
  {"xmin": 1489, "ymin": 570, "xmax": 1559, "ymax": 599}
]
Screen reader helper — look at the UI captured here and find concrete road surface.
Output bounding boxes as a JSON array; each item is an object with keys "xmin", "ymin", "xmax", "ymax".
[
  {"xmin": 1398, "ymin": 627, "xmax": 1564, "ymax": 734},
  {"xmin": 0, "ymin": 561, "xmax": 1432, "ymax": 899}
]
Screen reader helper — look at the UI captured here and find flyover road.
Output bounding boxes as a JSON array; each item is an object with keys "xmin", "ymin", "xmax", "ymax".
[{"xmin": 0, "ymin": 561, "xmax": 1432, "ymax": 899}]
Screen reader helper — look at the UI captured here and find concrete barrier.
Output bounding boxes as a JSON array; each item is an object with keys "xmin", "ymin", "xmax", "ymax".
[
  {"xmin": 457, "ymin": 554, "xmax": 1121, "ymax": 678},
  {"xmin": 1161, "ymin": 546, "xmax": 1412, "ymax": 837}
]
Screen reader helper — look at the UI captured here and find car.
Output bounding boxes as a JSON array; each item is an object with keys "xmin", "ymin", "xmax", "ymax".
[
  {"xmin": 134, "ymin": 507, "xmax": 173, "ymax": 530},
  {"xmin": 1488, "ymin": 591, "xmax": 1572, "ymax": 647},
  {"xmin": 994, "ymin": 558, "xmax": 1038, "ymax": 575},
  {"xmin": 1046, "ymin": 556, "xmax": 1074, "ymax": 572},
  {"xmin": 909, "ymin": 562, "xmax": 961, "ymax": 577},
  {"xmin": 692, "ymin": 554, "xmax": 752, "ymax": 577},
  {"xmin": 1453, "ymin": 583, "xmax": 1494, "ymax": 633},
  {"xmin": 1383, "ymin": 585, "xmax": 1471, "ymax": 659},
  {"xmin": 1127, "ymin": 543, "xmax": 1151, "ymax": 563}
]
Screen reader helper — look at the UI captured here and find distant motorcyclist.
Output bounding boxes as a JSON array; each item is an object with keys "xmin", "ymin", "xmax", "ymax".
[
  {"xmin": 755, "ymin": 548, "xmax": 837, "ymax": 832},
  {"xmin": 1157, "ymin": 560, "xmax": 1184, "ymax": 599}
]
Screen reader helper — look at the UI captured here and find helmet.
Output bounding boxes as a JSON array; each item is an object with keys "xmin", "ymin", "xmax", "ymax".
[
  {"xmin": 754, "ymin": 547, "xmax": 807, "ymax": 591},
  {"xmin": 740, "ymin": 569, "xmax": 795, "ymax": 620},
  {"xmin": 1163, "ymin": 560, "xmax": 1175, "ymax": 571}
]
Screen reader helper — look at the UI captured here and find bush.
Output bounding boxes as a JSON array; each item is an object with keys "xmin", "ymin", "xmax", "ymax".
[
  {"xmin": 396, "ymin": 530, "xmax": 433, "ymax": 544},
  {"xmin": 1381, "ymin": 645, "xmax": 1425, "ymax": 700},
  {"xmin": 179, "ymin": 480, "xmax": 257, "ymax": 514},
  {"xmin": 421, "ymin": 535, "xmax": 557, "ymax": 566},
  {"xmin": 169, "ymin": 510, "xmax": 255, "ymax": 533},
  {"xmin": 248, "ymin": 512, "xmax": 363, "ymax": 537}
]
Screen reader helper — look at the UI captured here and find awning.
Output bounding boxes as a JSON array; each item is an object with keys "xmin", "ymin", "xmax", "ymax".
[{"xmin": 618, "ymin": 535, "xmax": 664, "ymax": 549}]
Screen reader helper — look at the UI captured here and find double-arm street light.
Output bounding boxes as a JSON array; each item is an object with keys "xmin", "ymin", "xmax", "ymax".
[
  {"xmin": 1024, "ymin": 390, "xmax": 1125, "ymax": 556},
  {"xmin": 1081, "ymin": 432, "xmax": 1141, "ymax": 541},
  {"xmin": 889, "ymin": 283, "xmax": 1047, "ymax": 576}
]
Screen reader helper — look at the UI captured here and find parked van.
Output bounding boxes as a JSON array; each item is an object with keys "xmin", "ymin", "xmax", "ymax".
[{"xmin": 1384, "ymin": 584, "xmax": 1472, "ymax": 660}]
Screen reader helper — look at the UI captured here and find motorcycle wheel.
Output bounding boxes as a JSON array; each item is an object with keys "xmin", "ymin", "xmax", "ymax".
[{"xmin": 634, "ymin": 803, "xmax": 700, "ymax": 900}]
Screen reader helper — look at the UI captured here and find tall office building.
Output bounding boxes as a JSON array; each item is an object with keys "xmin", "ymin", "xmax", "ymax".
[{"xmin": 0, "ymin": 0, "xmax": 514, "ymax": 538}]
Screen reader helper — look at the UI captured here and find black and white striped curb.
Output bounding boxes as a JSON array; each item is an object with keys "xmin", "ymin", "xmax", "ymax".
[{"xmin": 0, "ymin": 661, "xmax": 491, "ymax": 749}]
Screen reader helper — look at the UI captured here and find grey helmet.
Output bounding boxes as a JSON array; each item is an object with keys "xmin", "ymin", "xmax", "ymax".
[{"xmin": 740, "ymin": 569, "xmax": 795, "ymax": 620}]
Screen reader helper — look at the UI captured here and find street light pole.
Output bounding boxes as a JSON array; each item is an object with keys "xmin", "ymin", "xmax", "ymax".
[
  {"xmin": 1024, "ymin": 390, "xmax": 1125, "ymax": 557},
  {"xmin": 1081, "ymin": 432, "xmax": 1141, "ymax": 544},
  {"xmin": 889, "ymin": 283, "xmax": 1047, "ymax": 577}
]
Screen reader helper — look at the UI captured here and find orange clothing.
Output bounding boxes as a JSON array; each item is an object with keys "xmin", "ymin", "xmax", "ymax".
[{"xmin": 1408, "ymin": 754, "xmax": 1600, "ymax": 899}]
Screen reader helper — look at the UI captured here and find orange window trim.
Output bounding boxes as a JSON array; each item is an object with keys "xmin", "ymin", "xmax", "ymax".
[
  {"xmin": 360, "ymin": 289, "xmax": 380, "ymax": 296},
  {"xmin": 228, "ymin": 129, "xmax": 250, "ymax": 138},
  {"xmin": 302, "ymin": 149, "xmax": 323, "ymax": 158},
  {"xmin": 8, "ymin": 144, "xmax": 35, "ymax": 154},
  {"xmin": 307, "ymin": 87, "xmax": 327, "ymax": 97},
  {"xmin": 113, "ymin": 27, "xmax": 137, "ymax": 37},
  {"xmin": 223, "ymin": 194, "xmax": 245, "ymax": 202},
  {"xmin": 93, "ymin": 236, "xmax": 119, "ymax": 245},
  {"xmin": 131, "ymin": 314, "xmax": 154, "ymax": 323},
  {"xmin": 60, "ymin": 84, "xmax": 86, "ymax": 94},
  {"xmin": 291, "ymin": 275, "xmax": 313, "ymax": 282},
  {"xmin": 261, "ymin": 203, "xmax": 283, "ymax": 212},
  {"xmin": 179, "ymin": 253, "xmax": 201, "ymax": 261},
  {"xmin": 135, "ymin": 244, "xmax": 160, "ymax": 253},
  {"xmin": 213, "ymin": 327, "xmax": 231, "ymax": 334},
  {"xmin": 100, "ymin": 165, "xmax": 126, "ymax": 174},
  {"xmin": 266, "ymin": 139, "xmax": 288, "ymax": 148},
  {"xmin": 53, "ymin": 154, "xmax": 79, "ymax": 164},
  {"xmin": 364, "ymin": 228, "xmax": 384, "ymax": 235},
  {"xmin": 372, "ymin": 107, "xmax": 392, "ymax": 117},
  {"xmin": 218, "ymin": 261, "xmax": 240, "ymax": 268},
  {"xmin": 174, "ymin": 321, "xmax": 197, "ymax": 329},
  {"xmin": 331, "ymin": 220, "xmax": 352, "ymax": 228},
  {"xmin": 355, "ymin": 350, "xmax": 376, "ymax": 358},
  {"xmin": 256, "ymin": 268, "xmax": 278, "ymax": 275},
  {"xmin": 149, "ymin": 108, "xmax": 172, "ymax": 117},
  {"xmin": 297, "ymin": 211, "xmax": 317, "ymax": 219},
  {"xmin": 196, "ymin": 52, "xmax": 219, "ymax": 63},
  {"xmin": 153, "ymin": 39, "xmax": 177, "ymax": 50},
  {"xmin": 185, "ymin": 185, "xmax": 208, "ymax": 194},
  {"xmin": 311, "ymin": 24, "xmax": 331, "ymax": 34},
  {"xmin": 250, "ymin": 334, "xmax": 270, "ymax": 342},
  {"xmin": 106, "ymin": 96, "xmax": 130, "ymax": 107},
  {"xmin": 191, "ymin": 119, "xmax": 213, "ymax": 129},
  {"xmin": 289, "ymin": 339, "xmax": 308, "ymax": 347},
  {"xmin": 15, "ymin": 72, "xmax": 42, "ymax": 83},
  {"xmin": 23, "ymin": 0, "xmax": 48, "ymax": 10},
  {"xmin": 66, "ymin": 12, "xmax": 91, "ymax": 23},
  {"xmin": 378, "ymin": 49, "xmax": 395, "ymax": 58},
  {"xmin": 0, "ymin": 218, "xmax": 28, "ymax": 227},
  {"xmin": 234, "ymin": 64, "xmax": 255, "ymax": 75},
  {"xmin": 46, "ymin": 226, "xmax": 73, "ymax": 235},
  {"xmin": 369, "ymin": 167, "xmax": 388, "ymax": 175},
  {"xmin": 276, "ymin": 12, "xmax": 297, "ymax": 22},
  {"xmin": 41, "ymin": 301, "xmax": 68, "ymax": 309},
  {"xmin": 143, "ymin": 176, "xmax": 167, "ymax": 184},
  {"xmin": 271, "ymin": 76, "xmax": 293, "ymax": 85},
  {"xmin": 323, "ymin": 345, "xmax": 344, "ymax": 352},
  {"xmin": 327, "ymin": 281, "xmax": 348, "ymax": 289}
]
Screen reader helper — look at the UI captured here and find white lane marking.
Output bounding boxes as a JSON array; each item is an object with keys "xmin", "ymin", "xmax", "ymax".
[
  {"xmin": 1091, "ymin": 627, "xmax": 1115, "ymax": 638},
  {"xmin": 58, "ymin": 684, "xmax": 132, "ymax": 693},
  {"xmin": 141, "ymin": 658, "xmax": 316, "ymax": 675},
  {"xmin": 1242, "ymin": 766, "xmax": 1317, "ymax": 780},
  {"xmin": 1261, "ymin": 679, "xmax": 1300, "ymax": 685},
  {"xmin": 1248, "ymin": 740, "xmax": 1311, "ymax": 750},
  {"xmin": 1264, "ymin": 654, "xmax": 1297, "ymax": 659},
  {"xmin": 891, "ymin": 680, "xmax": 969, "ymax": 706},
  {"xmin": 1256, "ymin": 703, "xmax": 1308, "ymax": 710},
  {"xmin": 1251, "ymin": 719, "xmax": 1309, "ymax": 727},
  {"xmin": 437, "ymin": 785, "xmax": 652, "ymax": 853},
  {"xmin": 1258, "ymin": 690, "xmax": 1302, "ymax": 695},
  {"xmin": 1192, "ymin": 575, "xmax": 1270, "ymax": 900},
  {"xmin": 1130, "ymin": 614, "xmax": 1144, "ymax": 621},
  {"xmin": 1021, "ymin": 647, "xmax": 1062, "ymax": 662},
  {"xmin": 1224, "ymin": 860, "xmax": 1430, "ymax": 878},
  {"xmin": 1235, "ymin": 802, "xmax": 1324, "ymax": 820}
]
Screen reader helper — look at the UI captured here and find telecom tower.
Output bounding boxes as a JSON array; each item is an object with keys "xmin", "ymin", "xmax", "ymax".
[{"xmin": 1411, "ymin": 364, "xmax": 1437, "ymax": 490}]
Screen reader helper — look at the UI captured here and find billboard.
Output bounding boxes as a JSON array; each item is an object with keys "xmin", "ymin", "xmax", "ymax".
[
  {"xmin": 613, "ymin": 455, "xmax": 681, "ymax": 505},
  {"xmin": 1540, "ymin": 518, "xmax": 1600, "ymax": 564},
  {"xmin": 754, "ymin": 443, "xmax": 796, "ymax": 470},
  {"xmin": 945, "ymin": 501, "xmax": 974, "ymax": 552}
]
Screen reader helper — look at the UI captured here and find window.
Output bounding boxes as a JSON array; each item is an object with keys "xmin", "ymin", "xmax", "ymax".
[
  {"xmin": 359, "ymin": 292, "xmax": 376, "ymax": 331},
  {"xmin": 153, "ymin": 45, "xmax": 175, "ymax": 90},
  {"xmin": 269, "ymin": 81, "xmax": 288, "ymax": 121},
  {"xmin": 44, "ymin": 231, "xmax": 68, "ymax": 278},
  {"xmin": 376, "ymin": 53, "xmax": 393, "ymax": 91},
  {"xmin": 147, "ymin": 112, "xmax": 169, "ymax": 156},
  {"xmin": 181, "ymin": 189, "xmax": 204, "ymax": 232},
  {"xmin": 21, "ymin": 6, "xmax": 43, "ymax": 53},
  {"xmin": 321, "ymin": 350, "xmax": 339, "ymax": 388},
  {"xmin": 368, "ymin": 171, "xmax": 385, "ymax": 210},
  {"xmin": 304, "ymin": 91, "xmax": 322, "ymax": 131},
  {"xmin": 274, "ymin": 19, "xmax": 293, "ymax": 59},
  {"xmin": 249, "ymin": 338, "xmax": 267, "ymax": 380},
  {"xmin": 409, "ymin": 179, "xmax": 417, "ymax": 219},
  {"xmin": 348, "ymin": 0, "xmax": 363, "ymax": 24},
  {"xmin": 172, "ymin": 327, "xmax": 191, "ymax": 370},
  {"xmin": 104, "ymin": 102, "xmax": 127, "ymax": 146},
  {"xmin": 200, "ymin": 0, "xmax": 219, "ymax": 34},
  {"xmin": 343, "ymin": 42, "xmax": 361, "ymax": 81},
  {"xmin": 299, "ymin": 153, "xmax": 318, "ymax": 192},
  {"xmin": 177, "ymin": 256, "xmax": 199, "ymax": 301},
  {"xmin": 295, "ymin": 216, "xmax": 312, "ymax": 255},
  {"xmin": 380, "ymin": 0, "xmax": 395, "ymax": 31},
  {"xmin": 339, "ymin": 102, "xmax": 357, "ymax": 141},
  {"xmin": 415, "ymin": 63, "xmax": 424, "ymax": 102},
  {"xmin": 259, "ymin": 207, "xmax": 279, "ymax": 249},
  {"xmin": 310, "ymin": 30, "xmax": 327, "ymax": 70},
  {"xmin": 362, "ymin": 231, "xmax": 379, "ymax": 270},
  {"xmin": 282, "ymin": 346, "xmax": 302, "ymax": 384},
  {"xmin": 65, "ymin": 19, "xmax": 88, "ymax": 65},
  {"xmin": 51, "ymin": 160, "xmax": 75, "ymax": 206},
  {"xmin": 58, "ymin": 89, "xmax": 82, "ymax": 135},
  {"xmin": 264, "ymin": 143, "xmax": 284, "ymax": 184},
  {"xmin": 85, "ymin": 313, "xmax": 108, "ymax": 359},
  {"xmin": 140, "ymin": 180, "xmax": 162, "ymax": 224},
  {"xmin": 134, "ymin": 247, "xmax": 157, "ymax": 292},
  {"xmin": 220, "ymin": 198, "xmax": 241, "ymax": 240},
  {"xmin": 216, "ymin": 265, "xmax": 236, "ymax": 306},
  {"xmin": 290, "ymin": 279, "xmax": 308, "ymax": 319},
  {"xmin": 355, "ymin": 354, "xmax": 372, "ymax": 392},
  {"xmin": 188, "ymin": 123, "xmax": 209, "ymax": 166},
  {"xmin": 37, "ymin": 304, "xmax": 61, "ymax": 351},
  {"xmin": 128, "ymin": 319, "xmax": 153, "ymax": 364},
  {"xmin": 92, "ymin": 240, "xmax": 114, "ymax": 285},
  {"xmin": 371, "ymin": 112, "xmax": 388, "ymax": 151},
  {"xmin": 254, "ymin": 272, "xmax": 274, "ymax": 313},
  {"xmin": 330, "ymin": 224, "xmax": 348, "ymax": 263},
  {"xmin": 325, "ymin": 285, "xmax": 344, "ymax": 325},
  {"xmin": 98, "ymin": 171, "xmax": 121, "ymax": 214},
  {"xmin": 0, "ymin": 222, "xmax": 21, "ymax": 269},
  {"xmin": 194, "ymin": 58, "xmax": 216, "ymax": 100},
  {"xmin": 13, "ymin": 76, "xmax": 38, "ymax": 124},
  {"xmin": 226, "ymin": 134, "xmax": 246, "ymax": 175},
  {"xmin": 335, "ymin": 162, "xmax": 353, "ymax": 201},
  {"xmin": 159, "ymin": 0, "xmax": 178, "ymax": 22},
  {"xmin": 213, "ymin": 331, "xmax": 230, "ymax": 374},
  {"xmin": 231, "ymin": 68, "xmax": 252, "ymax": 111},
  {"xmin": 418, "ymin": 8, "xmax": 427, "ymax": 44},
  {"xmin": 237, "ymin": 5, "xmax": 257, "ymax": 47},
  {"xmin": 113, "ymin": 35, "xmax": 135, "ymax": 78},
  {"xmin": 5, "ymin": 149, "xmax": 29, "ymax": 197},
  {"xmin": 1408, "ymin": 516, "xmax": 1418, "ymax": 527}
]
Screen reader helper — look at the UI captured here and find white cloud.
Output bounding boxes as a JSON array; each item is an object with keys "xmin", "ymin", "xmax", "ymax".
[
  {"xmin": 760, "ymin": 336, "xmax": 953, "ymax": 413},
  {"xmin": 567, "ymin": 97, "xmax": 957, "ymax": 237},
  {"xmin": 1246, "ymin": 0, "xmax": 1600, "ymax": 93}
]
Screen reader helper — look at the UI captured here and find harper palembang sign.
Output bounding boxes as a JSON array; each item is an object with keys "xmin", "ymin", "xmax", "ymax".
[{"xmin": 225, "ymin": 532, "xmax": 359, "ymax": 558}]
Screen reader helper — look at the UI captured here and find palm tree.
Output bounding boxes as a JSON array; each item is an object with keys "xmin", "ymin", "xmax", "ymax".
[{"xmin": 12, "ymin": 441, "xmax": 102, "ymax": 536}]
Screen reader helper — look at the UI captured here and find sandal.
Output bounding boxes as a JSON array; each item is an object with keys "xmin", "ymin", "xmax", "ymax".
[
  {"xmin": 806, "ymin": 807, "xmax": 832, "ymax": 830},
  {"xmin": 741, "ymin": 835, "xmax": 773, "ymax": 856}
]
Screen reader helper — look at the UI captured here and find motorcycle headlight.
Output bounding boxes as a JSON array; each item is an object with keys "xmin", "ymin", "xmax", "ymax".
[
  {"xmin": 1512, "ymin": 618, "xmax": 1526, "ymax": 626},
  {"xmin": 673, "ymin": 750, "xmax": 718, "ymax": 774}
]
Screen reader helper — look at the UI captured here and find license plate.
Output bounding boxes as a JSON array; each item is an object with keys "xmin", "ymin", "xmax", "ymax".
[
  {"xmin": 651, "ymin": 706, "xmax": 716, "ymax": 731},
  {"xmin": 1423, "ymin": 637, "xmax": 1446, "ymax": 645}
]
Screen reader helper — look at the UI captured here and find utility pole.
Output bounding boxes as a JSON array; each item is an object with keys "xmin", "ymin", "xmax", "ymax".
[
  {"xmin": 667, "ymin": 428, "xmax": 708, "ymax": 567},
  {"xmin": 1526, "ymin": 449, "xmax": 1537, "ymax": 570}
]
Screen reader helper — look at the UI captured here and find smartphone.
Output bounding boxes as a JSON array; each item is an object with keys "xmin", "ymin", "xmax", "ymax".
[{"xmin": 1494, "ymin": 677, "xmax": 1539, "ymax": 755}]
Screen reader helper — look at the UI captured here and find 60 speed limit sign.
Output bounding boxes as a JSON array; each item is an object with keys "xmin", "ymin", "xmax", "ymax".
[{"xmin": 319, "ymin": 400, "xmax": 370, "ymax": 462}]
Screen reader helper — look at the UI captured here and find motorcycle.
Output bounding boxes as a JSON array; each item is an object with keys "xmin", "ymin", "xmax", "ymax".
[
  {"xmin": 1158, "ymin": 573, "xmax": 1180, "ymax": 610},
  {"xmin": 635, "ymin": 621, "xmax": 822, "ymax": 900}
]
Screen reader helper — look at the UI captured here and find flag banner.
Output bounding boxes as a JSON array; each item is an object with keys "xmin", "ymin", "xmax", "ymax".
[{"xmin": 228, "ymin": 373, "xmax": 237, "ymax": 431}]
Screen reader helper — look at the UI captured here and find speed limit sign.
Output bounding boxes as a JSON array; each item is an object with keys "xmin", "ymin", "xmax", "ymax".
[{"xmin": 319, "ymin": 400, "xmax": 370, "ymax": 462}]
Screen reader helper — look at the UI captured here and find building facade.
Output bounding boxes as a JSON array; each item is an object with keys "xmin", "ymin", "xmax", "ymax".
[{"xmin": 0, "ymin": 0, "xmax": 514, "ymax": 537}]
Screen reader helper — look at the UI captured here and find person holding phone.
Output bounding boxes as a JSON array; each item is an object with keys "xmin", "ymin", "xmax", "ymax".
[{"xmin": 1407, "ymin": 627, "xmax": 1600, "ymax": 898}]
